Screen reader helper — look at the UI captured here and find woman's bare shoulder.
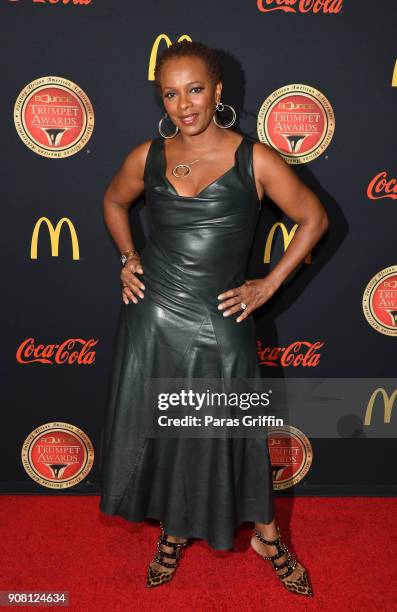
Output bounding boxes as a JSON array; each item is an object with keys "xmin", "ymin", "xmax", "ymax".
[
  {"xmin": 252, "ymin": 139, "xmax": 282, "ymax": 161},
  {"xmin": 121, "ymin": 138, "xmax": 156, "ymax": 179},
  {"xmin": 252, "ymin": 140, "xmax": 294, "ymax": 178}
]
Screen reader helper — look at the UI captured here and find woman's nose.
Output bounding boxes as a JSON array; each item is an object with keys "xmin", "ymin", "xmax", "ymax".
[{"xmin": 178, "ymin": 94, "xmax": 191, "ymax": 110}]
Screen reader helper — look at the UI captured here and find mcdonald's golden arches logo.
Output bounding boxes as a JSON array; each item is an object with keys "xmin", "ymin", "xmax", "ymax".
[
  {"xmin": 148, "ymin": 34, "xmax": 192, "ymax": 81},
  {"xmin": 264, "ymin": 222, "xmax": 311, "ymax": 264},
  {"xmin": 30, "ymin": 217, "xmax": 80, "ymax": 260},
  {"xmin": 392, "ymin": 60, "xmax": 397, "ymax": 87},
  {"xmin": 364, "ymin": 388, "xmax": 396, "ymax": 425}
]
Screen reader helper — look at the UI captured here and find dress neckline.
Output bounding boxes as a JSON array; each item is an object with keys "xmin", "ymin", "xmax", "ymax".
[{"xmin": 160, "ymin": 136, "xmax": 245, "ymax": 199}]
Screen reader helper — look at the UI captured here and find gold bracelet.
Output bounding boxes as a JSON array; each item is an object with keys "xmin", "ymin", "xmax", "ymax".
[{"xmin": 121, "ymin": 248, "xmax": 139, "ymax": 266}]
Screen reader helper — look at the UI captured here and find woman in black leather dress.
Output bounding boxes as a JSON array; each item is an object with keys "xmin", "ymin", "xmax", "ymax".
[{"xmin": 99, "ymin": 40, "xmax": 328, "ymax": 595}]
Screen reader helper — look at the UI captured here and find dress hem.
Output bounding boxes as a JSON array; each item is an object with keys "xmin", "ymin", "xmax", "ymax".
[{"xmin": 99, "ymin": 498, "xmax": 275, "ymax": 551}]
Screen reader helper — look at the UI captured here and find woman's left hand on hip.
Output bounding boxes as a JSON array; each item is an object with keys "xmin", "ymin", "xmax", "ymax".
[{"xmin": 217, "ymin": 278, "xmax": 277, "ymax": 323}]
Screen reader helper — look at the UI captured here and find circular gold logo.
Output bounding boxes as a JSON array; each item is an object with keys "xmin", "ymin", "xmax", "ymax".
[
  {"xmin": 14, "ymin": 76, "xmax": 94, "ymax": 158},
  {"xmin": 21, "ymin": 422, "xmax": 94, "ymax": 489},
  {"xmin": 257, "ymin": 84, "xmax": 335, "ymax": 164},
  {"xmin": 362, "ymin": 265, "xmax": 397, "ymax": 336},
  {"xmin": 267, "ymin": 424, "xmax": 313, "ymax": 490}
]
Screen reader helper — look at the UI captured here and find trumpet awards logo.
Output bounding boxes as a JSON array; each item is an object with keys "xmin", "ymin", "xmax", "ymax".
[
  {"xmin": 267, "ymin": 425, "xmax": 312, "ymax": 490},
  {"xmin": 257, "ymin": 0, "xmax": 343, "ymax": 13},
  {"xmin": 148, "ymin": 34, "xmax": 192, "ymax": 81},
  {"xmin": 367, "ymin": 171, "xmax": 397, "ymax": 201},
  {"xmin": 362, "ymin": 266, "xmax": 397, "ymax": 336},
  {"xmin": 14, "ymin": 76, "xmax": 94, "ymax": 158},
  {"xmin": 31, "ymin": 217, "xmax": 80, "ymax": 260},
  {"xmin": 21, "ymin": 422, "xmax": 94, "ymax": 489},
  {"xmin": 257, "ymin": 84, "xmax": 335, "ymax": 164}
]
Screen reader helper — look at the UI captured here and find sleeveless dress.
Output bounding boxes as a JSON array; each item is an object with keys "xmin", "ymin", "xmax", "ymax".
[{"xmin": 99, "ymin": 134, "xmax": 275, "ymax": 550}]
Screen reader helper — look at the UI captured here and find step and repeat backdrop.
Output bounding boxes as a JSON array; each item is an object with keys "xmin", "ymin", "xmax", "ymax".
[{"xmin": 2, "ymin": 0, "xmax": 396, "ymax": 496}]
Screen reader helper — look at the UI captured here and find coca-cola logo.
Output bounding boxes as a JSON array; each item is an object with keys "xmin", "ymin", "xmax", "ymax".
[
  {"xmin": 16, "ymin": 338, "xmax": 97, "ymax": 365},
  {"xmin": 257, "ymin": 340, "xmax": 324, "ymax": 367},
  {"xmin": 8, "ymin": 0, "xmax": 92, "ymax": 5},
  {"xmin": 257, "ymin": 0, "xmax": 343, "ymax": 14},
  {"xmin": 367, "ymin": 171, "xmax": 397, "ymax": 201}
]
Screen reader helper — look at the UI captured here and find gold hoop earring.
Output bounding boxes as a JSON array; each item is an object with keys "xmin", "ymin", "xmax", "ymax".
[
  {"xmin": 212, "ymin": 102, "xmax": 236, "ymax": 128},
  {"xmin": 158, "ymin": 112, "xmax": 179, "ymax": 138}
]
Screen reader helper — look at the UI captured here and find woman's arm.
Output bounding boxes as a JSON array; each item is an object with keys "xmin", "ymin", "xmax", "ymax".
[
  {"xmin": 103, "ymin": 140, "xmax": 152, "ymax": 255},
  {"xmin": 103, "ymin": 140, "xmax": 152, "ymax": 305},
  {"xmin": 252, "ymin": 141, "xmax": 329, "ymax": 292},
  {"xmin": 218, "ymin": 142, "xmax": 329, "ymax": 322}
]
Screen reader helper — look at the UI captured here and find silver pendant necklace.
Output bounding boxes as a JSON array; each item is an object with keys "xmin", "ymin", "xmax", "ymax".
[{"xmin": 172, "ymin": 159, "xmax": 200, "ymax": 178}]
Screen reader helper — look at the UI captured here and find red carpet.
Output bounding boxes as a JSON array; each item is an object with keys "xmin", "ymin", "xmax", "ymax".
[{"xmin": 0, "ymin": 496, "xmax": 396, "ymax": 611}]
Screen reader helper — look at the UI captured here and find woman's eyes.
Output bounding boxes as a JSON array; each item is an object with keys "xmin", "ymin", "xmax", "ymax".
[{"xmin": 165, "ymin": 87, "xmax": 203, "ymax": 99}]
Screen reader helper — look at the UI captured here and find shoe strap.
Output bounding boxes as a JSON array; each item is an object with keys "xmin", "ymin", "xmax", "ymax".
[
  {"xmin": 153, "ymin": 553, "xmax": 178, "ymax": 570},
  {"xmin": 154, "ymin": 545, "xmax": 186, "ymax": 569},
  {"xmin": 254, "ymin": 532, "xmax": 286, "ymax": 559},
  {"xmin": 261, "ymin": 548, "xmax": 287, "ymax": 561},
  {"xmin": 153, "ymin": 528, "xmax": 187, "ymax": 570},
  {"xmin": 156, "ymin": 541, "xmax": 179, "ymax": 559},
  {"xmin": 159, "ymin": 535, "xmax": 187, "ymax": 549},
  {"xmin": 254, "ymin": 525, "xmax": 281, "ymax": 546},
  {"xmin": 254, "ymin": 528, "xmax": 299, "ymax": 579},
  {"xmin": 273, "ymin": 556, "xmax": 298, "ymax": 579},
  {"xmin": 159, "ymin": 523, "xmax": 187, "ymax": 546}
]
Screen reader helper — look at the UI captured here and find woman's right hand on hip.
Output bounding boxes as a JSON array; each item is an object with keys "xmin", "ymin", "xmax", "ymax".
[{"xmin": 120, "ymin": 255, "xmax": 145, "ymax": 305}]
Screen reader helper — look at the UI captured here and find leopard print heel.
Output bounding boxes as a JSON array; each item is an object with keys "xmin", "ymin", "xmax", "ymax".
[
  {"xmin": 146, "ymin": 522, "xmax": 188, "ymax": 588},
  {"xmin": 252, "ymin": 526, "xmax": 313, "ymax": 597}
]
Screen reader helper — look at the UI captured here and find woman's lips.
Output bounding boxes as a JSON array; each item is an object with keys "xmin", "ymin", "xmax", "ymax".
[{"xmin": 180, "ymin": 113, "xmax": 198, "ymax": 125}]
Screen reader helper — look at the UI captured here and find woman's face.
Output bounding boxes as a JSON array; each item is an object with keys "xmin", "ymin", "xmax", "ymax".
[{"xmin": 159, "ymin": 55, "xmax": 222, "ymax": 135}]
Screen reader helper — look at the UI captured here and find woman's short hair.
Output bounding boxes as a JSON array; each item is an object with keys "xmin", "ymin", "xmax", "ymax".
[{"xmin": 154, "ymin": 40, "xmax": 223, "ymax": 95}]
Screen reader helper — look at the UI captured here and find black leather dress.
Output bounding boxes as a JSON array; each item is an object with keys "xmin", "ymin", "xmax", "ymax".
[{"xmin": 99, "ymin": 134, "xmax": 275, "ymax": 550}]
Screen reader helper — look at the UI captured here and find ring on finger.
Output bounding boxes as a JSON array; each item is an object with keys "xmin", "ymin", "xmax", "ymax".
[{"xmin": 240, "ymin": 302, "xmax": 247, "ymax": 310}]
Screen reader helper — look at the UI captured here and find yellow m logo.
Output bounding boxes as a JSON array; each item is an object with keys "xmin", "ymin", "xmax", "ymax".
[
  {"xmin": 30, "ymin": 217, "xmax": 80, "ymax": 260},
  {"xmin": 264, "ymin": 222, "xmax": 311, "ymax": 264},
  {"xmin": 364, "ymin": 388, "xmax": 396, "ymax": 425},
  {"xmin": 392, "ymin": 59, "xmax": 397, "ymax": 87},
  {"xmin": 148, "ymin": 34, "xmax": 192, "ymax": 81}
]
